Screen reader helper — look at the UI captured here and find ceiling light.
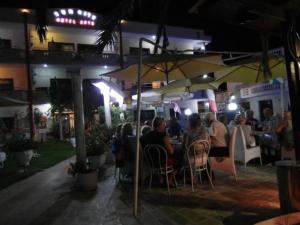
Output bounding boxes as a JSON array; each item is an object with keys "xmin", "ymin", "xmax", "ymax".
[
  {"xmin": 43, "ymin": 64, "xmax": 48, "ymax": 68},
  {"xmin": 184, "ymin": 108, "xmax": 192, "ymax": 116},
  {"xmin": 53, "ymin": 11, "xmax": 59, "ymax": 17},
  {"xmin": 68, "ymin": 9, "xmax": 73, "ymax": 15},
  {"xmin": 228, "ymin": 103, "xmax": 238, "ymax": 111},
  {"xmin": 104, "ymin": 65, "xmax": 108, "ymax": 69},
  {"xmin": 151, "ymin": 35, "xmax": 156, "ymax": 40},
  {"xmin": 60, "ymin": 9, "xmax": 66, "ymax": 15},
  {"xmin": 203, "ymin": 74, "xmax": 208, "ymax": 79}
]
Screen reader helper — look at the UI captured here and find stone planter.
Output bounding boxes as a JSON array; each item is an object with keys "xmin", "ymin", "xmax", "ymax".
[
  {"xmin": 76, "ymin": 170, "xmax": 98, "ymax": 191},
  {"xmin": 15, "ymin": 150, "xmax": 34, "ymax": 166},
  {"xmin": 87, "ymin": 153, "xmax": 107, "ymax": 170}
]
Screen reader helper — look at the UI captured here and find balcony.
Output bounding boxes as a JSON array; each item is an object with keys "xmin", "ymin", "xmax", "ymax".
[
  {"xmin": 30, "ymin": 50, "xmax": 120, "ymax": 66},
  {"xmin": 0, "ymin": 90, "xmax": 50, "ymax": 105},
  {"xmin": 0, "ymin": 48, "xmax": 25, "ymax": 63}
]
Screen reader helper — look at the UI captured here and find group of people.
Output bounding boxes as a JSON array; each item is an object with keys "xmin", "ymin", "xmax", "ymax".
[{"xmin": 111, "ymin": 107, "xmax": 295, "ymax": 186}]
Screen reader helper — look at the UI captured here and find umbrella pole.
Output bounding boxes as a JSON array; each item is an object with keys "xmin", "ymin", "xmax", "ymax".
[{"xmin": 133, "ymin": 38, "xmax": 143, "ymax": 217}]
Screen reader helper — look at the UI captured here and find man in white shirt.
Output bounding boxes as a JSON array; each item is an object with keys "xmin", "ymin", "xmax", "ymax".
[{"xmin": 206, "ymin": 112, "xmax": 229, "ymax": 157}]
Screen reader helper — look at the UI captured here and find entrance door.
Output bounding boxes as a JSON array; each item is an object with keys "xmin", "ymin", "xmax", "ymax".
[{"xmin": 259, "ymin": 99, "xmax": 273, "ymax": 121}]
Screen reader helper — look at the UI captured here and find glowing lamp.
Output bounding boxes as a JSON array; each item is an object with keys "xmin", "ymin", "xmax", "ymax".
[
  {"xmin": 227, "ymin": 103, "xmax": 238, "ymax": 111},
  {"xmin": 184, "ymin": 108, "xmax": 192, "ymax": 116}
]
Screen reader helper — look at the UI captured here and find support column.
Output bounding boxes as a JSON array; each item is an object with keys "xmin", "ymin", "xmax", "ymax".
[
  {"xmin": 103, "ymin": 88, "xmax": 112, "ymax": 127},
  {"xmin": 69, "ymin": 68, "xmax": 86, "ymax": 165},
  {"xmin": 283, "ymin": 16, "xmax": 300, "ymax": 160}
]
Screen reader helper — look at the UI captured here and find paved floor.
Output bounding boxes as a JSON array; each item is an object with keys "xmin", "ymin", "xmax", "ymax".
[{"xmin": 0, "ymin": 157, "xmax": 280, "ymax": 225}]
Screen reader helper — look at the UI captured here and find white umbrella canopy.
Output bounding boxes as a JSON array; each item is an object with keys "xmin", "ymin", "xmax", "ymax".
[
  {"xmin": 214, "ymin": 56, "xmax": 286, "ymax": 83},
  {"xmin": 104, "ymin": 54, "xmax": 226, "ymax": 83}
]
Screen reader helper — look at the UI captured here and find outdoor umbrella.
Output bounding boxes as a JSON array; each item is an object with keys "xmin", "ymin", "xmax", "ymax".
[
  {"xmin": 151, "ymin": 78, "xmax": 220, "ymax": 95},
  {"xmin": 214, "ymin": 56, "xmax": 286, "ymax": 83},
  {"xmin": 105, "ymin": 54, "xmax": 226, "ymax": 83}
]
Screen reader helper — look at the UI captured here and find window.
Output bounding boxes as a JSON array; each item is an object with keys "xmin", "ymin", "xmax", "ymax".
[
  {"xmin": 0, "ymin": 79, "xmax": 13, "ymax": 91},
  {"xmin": 77, "ymin": 44, "xmax": 98, "ymax": 52},
  {"xmin": 48, "ymin": 42, "xmax": 75, "ymax": 52},
  {"xmin": 0, "ymin": 39, "xmax": 11, "ymax": 49},
  {"xmin": 129, "ymin": 47, "xmax": 150, "ymax": 55}
]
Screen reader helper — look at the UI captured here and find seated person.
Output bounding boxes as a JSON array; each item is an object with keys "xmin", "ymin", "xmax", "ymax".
[
  {"xmin": 206, "ymin": 112, "xmax": 229, "ymax": 157},
  {"xmin": 168, "ymin": 117, "xmax": 182, "ymax": 138},
  {"xmin": 245, "ymin": 110, "xmax": 259, "ymax": 131},
  {"xmin": 229, "ymin": 114, "xmax": 242, "ymax": 127},
  {"xmin": 183, "ymin": 113, "xmax": 210, "ymax": 167},
  {"xmin": 239, "ymin": 117, "xmax": 256, "ymax": 147},
  {"xmin": 145, "ymin": 117, "xmax": 175, "ymax": 185}
]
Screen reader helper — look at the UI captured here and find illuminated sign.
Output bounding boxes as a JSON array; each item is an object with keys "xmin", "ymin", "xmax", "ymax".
[{"xmin": 53, "ymin": 9, "xmax": 97, "ymax": 27}]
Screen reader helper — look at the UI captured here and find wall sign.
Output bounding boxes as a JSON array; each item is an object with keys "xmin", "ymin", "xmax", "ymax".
[{"xmin": 53, "ymin": 9, "xmax": 97, "ymax": 27}]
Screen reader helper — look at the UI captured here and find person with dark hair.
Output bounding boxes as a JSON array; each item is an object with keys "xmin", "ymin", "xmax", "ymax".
[
  {"xmin": 112, "ymin": 124, "xmax": 123, "ymax": 167},
  {"xmin": 218, "ymin": 114, "xmax": 231, "ymax": 146},
  {"xmin": 245, "ymin": 110, "xmax": 259, "ymax": 131},
  {"xmin": 168, "ymin": 117, "xmax": 182, "ymax": 138},
  {"xmin": 145, "ymin": 116, "xmax": 175, "ymax": 186}
]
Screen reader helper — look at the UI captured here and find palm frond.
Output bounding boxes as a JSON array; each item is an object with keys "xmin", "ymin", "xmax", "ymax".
[
  {"xmin": 96, "ymin": 0, "xmax": 135, "ymax": 53},
  {"xmin": 35, "ymin": 7, "xmax": 48, "ymax": 43}
]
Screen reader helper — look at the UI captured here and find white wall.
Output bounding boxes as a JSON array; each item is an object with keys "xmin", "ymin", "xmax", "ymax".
[
  {"xmin": 0, "ymin": 22, "xmax": 25, "ymax": 49},
  {"xmin": 33, "ymin": 66, "xmax": 119, "ymax": 88}
]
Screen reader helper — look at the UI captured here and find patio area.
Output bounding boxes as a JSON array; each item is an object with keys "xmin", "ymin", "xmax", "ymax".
[{"xmin": 114, "ymin": 164, "xmax": 280, "ymax": 225}]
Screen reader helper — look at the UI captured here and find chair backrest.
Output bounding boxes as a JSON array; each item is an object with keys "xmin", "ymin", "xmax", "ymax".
[
  {"xmin": 229, "ymin": 127, "xmax": 237, "ymax": 159},
  {"xmin": 186, "ymin": 140, "xmax": 210, "ymax": 169},
  {"xmin": 238, "ymin": 126, "xmax": 248, "ymax": 149},
  {"xmin": 144, "ymin": 144, "xmax": 168, "ymax": 172}
]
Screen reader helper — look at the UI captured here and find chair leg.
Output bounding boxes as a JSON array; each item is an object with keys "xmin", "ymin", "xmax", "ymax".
[
  {"xmin": 183, "ymin": 169, "xmax": 186, "ymax": 187},
  {"xmin": 206, "ymin": 169, "xmax": 214, "ymax": 189},
  {"xmin": 149, "ymin": 173, "xmax": 153, "ymax": 190},
  {"xmin": 173, "ymin": 173, "xmax": 177, "ymax": 187},
  {"xmin": 190, "ymin": 170, "xmax": 194, "ymax": 192},
  {"xmin": 166, "ymin": 174, "xmax": 170, "ymax": 195},
  {"xmin": 259, "ymin": 156, "xmax": 262, "ymax": 166}
]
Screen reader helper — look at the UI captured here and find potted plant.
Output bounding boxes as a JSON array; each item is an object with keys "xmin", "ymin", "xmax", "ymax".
[
  {"xmin": 67, "ymin": 161, "xmax": 98, "ymax": 191},
  {"xmin": 7, "ymin": 138, "xmax": 36, "ymax": 167},
  {"xmin": 86, "ymin": 123, "xmax": 110, "ymax": 169}
]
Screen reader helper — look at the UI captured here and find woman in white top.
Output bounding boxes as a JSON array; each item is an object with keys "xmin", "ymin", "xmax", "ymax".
[{"xmin": 239, "ymin": 117, "xmax": 256, "ymax": 147}]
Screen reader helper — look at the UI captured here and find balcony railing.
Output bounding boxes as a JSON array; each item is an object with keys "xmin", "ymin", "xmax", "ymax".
[{"xmin": 0, "ymin": 90, "xmax": 50, "ymax": 104}]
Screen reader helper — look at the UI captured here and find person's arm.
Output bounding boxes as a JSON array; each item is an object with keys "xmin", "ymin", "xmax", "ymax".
[
  {"xmin": 164, "ymin": 136, "xmax": 174, "ymax": 154},
  {"xmin": 274, "ymin": 120, "xmax": 287, "ymax": 133}
]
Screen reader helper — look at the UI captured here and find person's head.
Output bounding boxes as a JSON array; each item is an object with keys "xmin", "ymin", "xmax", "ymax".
[
  {"xmin": 116, "ymin": 123, "xmax": 122, "ymax": 137},
  {"xmin": 218, "ymin": 115, "xmax": 228, "ymax": 125},
  {"xmin": 239, "ymin": 116, "xmax": 247, "ymax": 125},
  {"xmin": 234, "ymin": 114, "xmax": 242, "ymax": 123},
  {"xmin": 144, "ymin": 120, "xmax": 152, "ymax": 126},
  {"xmin": 152, "ymin": 116, "xmax": 166, "ymax": 132},
  {"xmin": 189, "ymin": 113, "xmax": 201, "ymax": 129},
  {"xmin": 141, "ymin": 125, "xmax": 151, "ymax": 136},
  {"xmin": 263, "ymin": 108, "xmax": 273, "ymax": 118},
  {"xmin": 121, "ymin": 123, "xmax": 133, "ymax": 138},
  {"xmin": 206, "ymin": 112, "xmax": 216, "ymax": 123},
  {"xmin": 283, "ymin": 111, "xmax": 292, "ymax": 120},
  {"xmin": 245, "ymin": 110, "xmax": 254, "ymax": 119}
]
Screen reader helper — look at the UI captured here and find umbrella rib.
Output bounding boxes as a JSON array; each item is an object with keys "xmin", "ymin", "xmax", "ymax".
[
  {"xmin": 215, "ymin": 66, "xmax": 241, "ymax": 82},
  {"xmin": 141, "ymin": 64, "xmax": 159, "ymax": 80},
  {"xmin": 177, "ymin": 66, "xmax": 188, "ymax": 79}
]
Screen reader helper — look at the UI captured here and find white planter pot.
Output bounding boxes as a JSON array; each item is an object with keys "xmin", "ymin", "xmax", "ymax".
[
  {"xmin": 99, "ymin": 153, "xmax": 107, "ymax": 167},
  {"xmin": 15, "ymin": 150, "xmax": 34, "ymax": 166},
  {"xmin": 77, "ymin": 170, "xmax": 98, "ymax": 191}
]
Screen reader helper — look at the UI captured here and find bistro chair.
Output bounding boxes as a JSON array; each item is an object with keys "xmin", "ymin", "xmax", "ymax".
[
  {"xmin": 236, "ymin": 125, "xmax": 262, "ymax": 167},
  {"xmin": 144, "ymin": 144, "xmax": 177, "ymax": 195},
  {"xmin": 210, "ymin": 127, "xmax": 238, "ymax": 181},
  {"xmin": 183, "ymin": 139, "xmax": 213, "ymax": 192}
]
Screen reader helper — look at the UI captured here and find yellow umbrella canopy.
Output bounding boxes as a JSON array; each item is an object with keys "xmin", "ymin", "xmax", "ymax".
[
  {"xmin": 214, "ymin": 56, "xmax": 286, "ymax": 83},
  {"xmin": 105, "ymin": 54, "xmax": 226, "ymax": 83}
]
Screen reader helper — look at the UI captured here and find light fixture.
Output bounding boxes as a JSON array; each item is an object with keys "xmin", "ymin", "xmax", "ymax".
[
  {"xmin": 184, "ymin": 108, "xmax": 192, "ymax": 116},
  {"xmin": 68, "ymin": 9, "xmax": 74, "ymax": 15},
  {"xmin": 203, "ymin": 74, "xmax": 208, "ymax": 79},
  {"xmin": 77, "ymin": 9, "xmax": 82, "ymax": 15},
  {"xmin": 60, "ymin": 9, "xmax": 66, "ymax": 15},
  {"xmin": 227, "ymin": 102, "xmax": 238, "ymax": 111},
  {"xmin": 205, "ymin": 102, "xmax": 209, "ymax": 107},
  {"xmin": 20, "ymin": 8, "xmax": 30, "ymax": 14},
  {"xmin": 200, "ymin": 44, "xmax": 206, "ymax": 51},
  {"xmin": 91, "ymin": 15, "xmax": 97, "ymax": 20},
  {"xmin": 151, "ymin": 35, "xmax": 156, "ymax": 40},
  {"xmin": 120, "ymin": 19, "xmax": 125, "ymax": 24},
  {"xmin": 230, "ymin": 95, "xmax": 236, "ymax": 100},
  {"xmin": 53, "ymin": 11, "xmax": 59, "ymax": 17},
  {"xmin": 104, "ymin": 65, "xmax": 108, "ymax": 69},
  {"xmin": 43, "ymin": 64, "xmax": 48, "ymax": 68}
]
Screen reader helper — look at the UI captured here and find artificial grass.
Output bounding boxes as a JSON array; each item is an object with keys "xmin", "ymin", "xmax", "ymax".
[{"xmin": 0, "ymin": 139, "xmax": 75, "ymax": 190}]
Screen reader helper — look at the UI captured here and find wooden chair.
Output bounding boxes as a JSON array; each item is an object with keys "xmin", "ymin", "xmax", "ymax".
[
  {"xmin": 210, "ymin": 127, "xmax": 238, "ymax": 181},
  {"xmin": 144, "ymin": 144, "xmax": 177, "ymax": 195},
  {"xmin": 183, "ymin": 140, "xmax": 213, "ymax": 192}
]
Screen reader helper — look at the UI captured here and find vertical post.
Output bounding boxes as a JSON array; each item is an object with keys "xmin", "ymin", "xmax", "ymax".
[
  {"xmin": 133, "ymin": 38, "xmax": 143, "ymax": 217},
  {"xmin": 69, "ymin": 68, "xmax": 86, "ymax": 165},
  {"xmin": 118, "ymin": 20, "xmax": 124, "ymax": 69},
  {"xmin": 283, "ymin": 15, "xmax": 300, "ymax": 160},
  {"xmin": 103, "ymin": 88, "xmax": 112, "ymax": 127},
  {"xmin": 22, "ymin": 11, "xmax": 34, "ymax": 140}
]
